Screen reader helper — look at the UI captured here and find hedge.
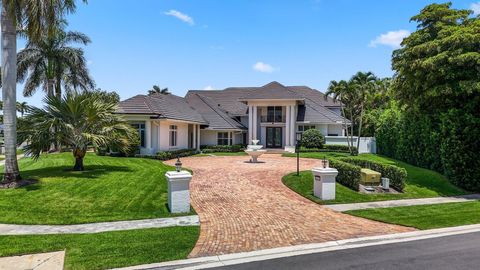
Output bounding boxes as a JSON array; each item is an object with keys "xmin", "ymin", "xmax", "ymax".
[
  {"xmin": 135, "ymin": 148, "xmax": 199, "ymax": 161},
  {"xmin": 200, "ymin": 144, "xmax": 245, "ymax": 152},
  {"xmin": 298, "ymin": 144, "xmax": 357, "ymax": 153},
  {"xmin": 339, "ymin": 157, "xmax": 407, "ymax": 191},
  {"xmin": 328, "ymin": 159, "xmax": 361, "ymax": 191}
]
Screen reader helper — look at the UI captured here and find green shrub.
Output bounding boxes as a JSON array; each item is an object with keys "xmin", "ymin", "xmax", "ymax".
[
  {"xmin": 96, "ymin": 147, "xmax": 108, "ymax": 156},
  {"xmin": 339, "ymin": 157, "xmax": 407, "ymax": 191},
  {"xmin": 301, "ymin": 129, "xmax": 325, "ymax": 149},
  {"xmin": 155, "ymin": 149, "xmax": 199, "ymax": 160},
  {"xmin": 329, "ymin": 159, "xmax": 361, "ymax": 191},
  {"xmin": 200, "ymin": 144, "xmax": 245, "ymax": 152},
  {"xmin": 297, "ymin": 144, "xmax": 357, "ymax": 153}
]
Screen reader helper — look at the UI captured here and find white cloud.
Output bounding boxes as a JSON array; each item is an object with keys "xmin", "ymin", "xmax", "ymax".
[
  {"xmin": 87, "ymin": 60, "xmax": 93, "ymax": 66},
  {"xmin": 253, "ymin": 62, "xmax": 275, "ymax": 73},
  {"xmin": 471, "ymin": 2, "xmax": 480, "ymax": 15},
  {"xmin": 204, "ymin": 86, "xmax": 214, "ymax": 90},
  {"xmin": 369, "ymin": 29, "xmax": 410, "ymax": 48},
  {"xmin": 164, "ymin": 10, "xmax": 194, "ymax": 25}
]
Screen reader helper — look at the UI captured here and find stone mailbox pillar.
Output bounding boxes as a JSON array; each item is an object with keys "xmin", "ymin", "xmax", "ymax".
[
  {"xmin": 312, "ymin": 167, "xmax": 338, "ymax": 200},
  {"xmin": 165, "ymin": 171, "xmax": 192, "ymax": 213}
]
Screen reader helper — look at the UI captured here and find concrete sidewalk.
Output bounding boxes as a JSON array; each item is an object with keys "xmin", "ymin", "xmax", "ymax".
[
  {"xmin": 0, "ymin": 215, "xmax": 199, "ymax": 235},
  {"xmin": 325, "ymin": 194, "xmax": 480, "ymax": 212}
]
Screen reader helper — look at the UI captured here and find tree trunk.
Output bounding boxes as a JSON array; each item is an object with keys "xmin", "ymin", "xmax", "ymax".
[
  {"xmin": 340, "ymin": 100, "xmax": 352, "ymax": 154},
  {"xmin": 73, "ymin": 148, "xmax": 86, "ymax": 171},
  {"xmin": 349, "ymin": 109, "xmax": 356, "ymax": 156},
  {"xmin": 356, "ymin": 103, "xmax": 365, "ymax": 155},
  {"xmin": 1, "ymin": 5, "xmax": 21, "ymax": 183}
]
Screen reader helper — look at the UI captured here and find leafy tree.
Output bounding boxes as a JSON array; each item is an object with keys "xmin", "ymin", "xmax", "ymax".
[
  {"xmin": 301, "ymin": 128, "xmax": 325, "ymax": 149},
  {"xmin": 17, "ymin": 27, "xmax": 94, "ymax": 98},
  {"xmin": 1, "ymin": 0, "xmax": 87, "ymax": 184},
  {"xmin": 148, "ymin": 85, "xmax": 170, "ymax": 95},
  {"xmin": 16, "ymin": 102, "xmax": 28, "ymax": 117},
  {"xmin": 19, "ymin": 91, "xmax": 137, "ymax": 171}
]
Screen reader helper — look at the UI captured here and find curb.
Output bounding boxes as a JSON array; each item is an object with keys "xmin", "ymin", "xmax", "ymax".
[{"xmin": 110, "ymin": 223, "xmax": 480, "ymax": 270}]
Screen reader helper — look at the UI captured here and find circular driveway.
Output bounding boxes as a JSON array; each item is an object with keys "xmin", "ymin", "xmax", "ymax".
[{"xmin": 167, "ymin": 154, "xmax": 413, "ymax": 257}]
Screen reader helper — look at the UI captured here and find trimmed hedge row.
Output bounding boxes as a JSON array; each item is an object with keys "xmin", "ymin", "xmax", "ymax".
[
  {"xmin": 339, "ymin": 157, "xmax": 407, "ymax": 191},
  {"xmin": 299, "ymin": 144, "xmax": 358, "ymax": 153},
  {"xmin": 328, "ymin": 159, "xmax": 362, "ymax": 191},
  {"xmin": 135, "ymin": 149, "xmax": 199, "ymax": 161},
  {"xmin": 200, "ymin": 144, "xmax": 245, "ymax": 152}
]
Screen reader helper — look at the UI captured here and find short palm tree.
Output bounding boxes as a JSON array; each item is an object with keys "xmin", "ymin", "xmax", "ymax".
[
  {"xmin": 17, "ymin": 28, "xmax": 94, "ymax": 98},
  {"xmin": 148, "ymin": 85, "xmax": 170, "ymax": 95},
  {"xmin": 1, "ymin": 0, "xmax": 87, "ymax": 183},
  {"xmin": 19, "ymin": 91, "xmax": 137, "ymax": 171}
]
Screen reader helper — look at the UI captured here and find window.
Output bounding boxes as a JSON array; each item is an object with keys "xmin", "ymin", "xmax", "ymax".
[
  {"xmin": 217, "ymin": 132, "xmax": 231, "ymax": 145},
  {"xmin": 266, "ymin": 106, "xmax": 283, "ymax": 122},
  {"xmin": 298, "ymin": 125, "xmax": 316, "ymax": 132},
  {"xmin": 169, "ymin": 125, "xmax": 177, "ymax": 147},
  {"xmin": 131, "ymin": 123, "xmax": 146, "ymax": 147}
]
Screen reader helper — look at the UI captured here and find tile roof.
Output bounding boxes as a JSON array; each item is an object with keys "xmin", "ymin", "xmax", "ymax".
[{"xmin": 117, "ymin": 94, "xmax": 207, "ymax": 124}]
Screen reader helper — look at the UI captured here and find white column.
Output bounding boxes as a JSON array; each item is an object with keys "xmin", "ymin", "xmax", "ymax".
[
  {"xmin": 228, "ymin": 131, "xmax": 231, "ymax": 145},
  {"xmin": 145, "ymin": 120, "xmax": 152, "ymax": 149},
  {"xmin": 290, "ymin": 105, "xmax": 296, "ymax": 146},
  {"xmin": 253, "ymin": 106, "xmax": 258, "ymax": 140},
  {"xmin": 248, "ymin": 105, "xmax": 253, "ymax": 144},
  {"xmin": 192, "ymin": 124, "xmax": 197, "ymax": 149},
  {"xmin": 196, "ymin": 125, "xmax": 201, "ymax": 151},
  {"xmin": 157, "ymin": 122, "xmax": 161, "ymax": 151},
  {"xmin": 285, "ymin": 106, "xmax": 291, "ymax": 146}
]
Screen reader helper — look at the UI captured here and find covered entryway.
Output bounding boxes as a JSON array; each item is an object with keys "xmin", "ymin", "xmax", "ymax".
[{"xmin": 266, "ymin": 127, "xmax": 283, "ymax": 148}]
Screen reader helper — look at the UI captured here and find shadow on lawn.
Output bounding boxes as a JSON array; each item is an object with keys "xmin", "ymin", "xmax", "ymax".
[{"xmin": 1, "ymin": 165, "xmax": 133, "ymax": 182}]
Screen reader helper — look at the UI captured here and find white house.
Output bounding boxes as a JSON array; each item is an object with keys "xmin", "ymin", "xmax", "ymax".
[{"xmin": 117, "ymin": 81, "xmax": 348, "ymax": 154}]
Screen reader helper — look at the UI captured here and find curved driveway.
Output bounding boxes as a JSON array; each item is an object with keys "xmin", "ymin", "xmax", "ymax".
[{"xmin": 167, "ymin": 154, "xmax": 413, "ymax": 257}]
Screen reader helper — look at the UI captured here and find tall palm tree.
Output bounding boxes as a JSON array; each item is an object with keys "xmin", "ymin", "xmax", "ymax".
[
  {"xmin": 18, "ymin": 29, "xmax": 94, "ymax": 98},
  {"xmin": 1, "ymin": 0, "xmax": 86, "ymax": 184},
  {"xmin": 148, "ymin": 85, "xmax": 170, "ymax": 95},
  {"xmin": 19, "ymin": 92, "xmax": 136, "ymax": 171},
  {"xmin": 325, "ymin": 80, "xmax": 356, "ymax": 155},
  {"xmin": 16, "ymin": 102, "xmax": 28, "ymax": 117},
  {"xmin": 349, "ymin": 71, "xmax": 378, "ymax": 152}
]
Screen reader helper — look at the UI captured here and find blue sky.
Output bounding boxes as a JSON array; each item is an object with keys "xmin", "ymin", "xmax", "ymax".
[{"xmin": 15, "ymin": 0, "xmax": 480, "ymax": 107}]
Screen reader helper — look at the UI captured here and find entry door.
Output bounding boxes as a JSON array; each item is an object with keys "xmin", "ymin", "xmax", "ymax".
[{"xmin": 266, "ymin": 127, "xmax": 282, "ymax": 148}]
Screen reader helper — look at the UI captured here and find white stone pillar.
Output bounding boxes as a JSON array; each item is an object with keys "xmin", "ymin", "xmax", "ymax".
[
  {"xmin": 145, "ymin": 120, "xmax": 152, "ymax": 150},
  {"xmin": 285, "ymin": 106, "xmax": 291, "ymax": 146},
  {"xmin": 228, "ymin": 131, "xmax": 231, "ymax": 145},
  {"xmin": 157, "ymin": 122, "xmax": 161, "ymax": 151},
  {"xmin": 290, "ymin": 105, "xmax": 296, "ymax": 146},
  {"xmin": 248, "ymin": 105, "xmax": 253, "ymax": 144},
  {"xmin": 253, "ymin": 106, "xmax": 258, "ymax": 140},
  {"xmin": 165, "ymin": 171, "xmax": 192, "ymax": 213},
  {"xmin": 312, "ymin": 167, "xmax": 338, "ymax": 200},
  {"xmin": 192, "ymin": 124, "xmax": 197, "ymax": 149},
  {"xmin": 197, "ymin": 125, "xmax": 201, "ymax": 151}
]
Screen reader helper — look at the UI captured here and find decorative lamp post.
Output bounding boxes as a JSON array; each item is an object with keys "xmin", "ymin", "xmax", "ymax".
[
  {"xmin": 296, "ymin": 132, "xmax": 303, "ymax": 176},
  {"xmin": 175, "ymin": 156, "xmax": 182, "ymax": 172}
]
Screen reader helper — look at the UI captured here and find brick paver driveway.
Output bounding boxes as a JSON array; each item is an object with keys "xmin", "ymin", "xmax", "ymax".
[{"xmin": 167, "ymin": 154, "xmax": 414, "ymax": 257}]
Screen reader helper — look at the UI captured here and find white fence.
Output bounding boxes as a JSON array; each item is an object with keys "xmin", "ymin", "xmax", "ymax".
[{"xmin": 324, "ymin": 136, "xmax": 376, "ymax": 154}]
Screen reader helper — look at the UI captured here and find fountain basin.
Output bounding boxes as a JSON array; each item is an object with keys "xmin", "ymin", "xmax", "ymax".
[
  {"xmin": 244, "ymin": 149, "xmax": 267, "ymax": 163},
  {"xmin": 247, "ymin": 144, "xmax": 264, "ymax": 151}
]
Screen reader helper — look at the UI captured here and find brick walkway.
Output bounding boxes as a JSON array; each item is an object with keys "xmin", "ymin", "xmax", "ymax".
[{"xmin": 167, "ymin": 154, "xmax": 414, "ymax": 257}]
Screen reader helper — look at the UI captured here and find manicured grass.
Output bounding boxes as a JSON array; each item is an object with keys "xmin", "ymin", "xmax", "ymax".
[
  {"xmin": 282, "ymin": 152, "xmax": 466, "ymax": 204},
  {"xmin": 0, "ymin": 152, "xmax": 193, "ymax": 225},
  {"xmin": 346, "ymin": 201, "xmax": 480, "ymax": 230},
  {"xmin": 194, "ymin": 152, "xmax": 247, "ymax": 157},
  {"xmin": 0, "ymin": 226, "xmax": 199, "ymax": 270}
]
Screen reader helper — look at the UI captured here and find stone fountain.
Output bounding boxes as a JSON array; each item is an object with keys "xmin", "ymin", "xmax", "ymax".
[{"xmin": 244, "ymin": 140, "xmax": 267, "ymax": 163}]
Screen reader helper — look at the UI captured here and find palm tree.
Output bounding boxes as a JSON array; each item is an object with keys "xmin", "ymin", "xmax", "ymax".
[
  {"xmin": 19, "ymin": 91, "xmax": 137, "ymax": 171},
  {"xmin": 1, "ymin": 0, "xmax": 86, "ymax": 184},
  {"xmin": 17, "ymin": 28, "xmax": 94, "ymax": 98},
  {"xmin": 16, "ymin": 102, "xmax": 28, "ymax": 117},
  {"xmin": 148, "ymin": 85, "xmax": 170, "ymax": 95},
  {"xmin": 325, "ymin": 80, "xmax": 356, "ymax": 155},
  {"xmin": 349, "ymin": 71, "xmax": 378, "ymax": 152}
]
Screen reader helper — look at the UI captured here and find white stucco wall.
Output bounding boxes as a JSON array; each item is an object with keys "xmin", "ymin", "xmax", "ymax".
[
  {"xmin": 158, "ymin": 121, "xmax": 189, "ymax": 151},
  {"xmin": 200, "ymin": 130, "xmax": 244, "ymax": 146}
]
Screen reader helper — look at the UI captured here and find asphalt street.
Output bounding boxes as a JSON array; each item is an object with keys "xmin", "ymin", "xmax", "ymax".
[{"xmin": 212, "ymin": 232, "xmax": 480, "ymax": 270}]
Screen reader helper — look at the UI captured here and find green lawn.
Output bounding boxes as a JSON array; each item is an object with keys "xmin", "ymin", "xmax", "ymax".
[
  {"xmin": 346, "ymin": 201, "xmax": 480, "ymax": 230},
  {"xmin": 0, "ymin": 152, "xmax": 193, "ymax": 224},
  {"xmin": 194, "ymin": 152, "xmax": 247, "ymax": 157},
  {"xmin": 282, "ymin": 152, "xmax": 466, "ymax": 204},
  {"xmin": 0, "ymin": 226, "xmax": 199, "ymax": 270}
]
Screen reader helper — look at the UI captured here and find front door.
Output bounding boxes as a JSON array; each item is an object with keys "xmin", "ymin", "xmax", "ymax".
[{"xmin": 266, "ymin": 127, "xmax": 282, "ymax": 148}]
